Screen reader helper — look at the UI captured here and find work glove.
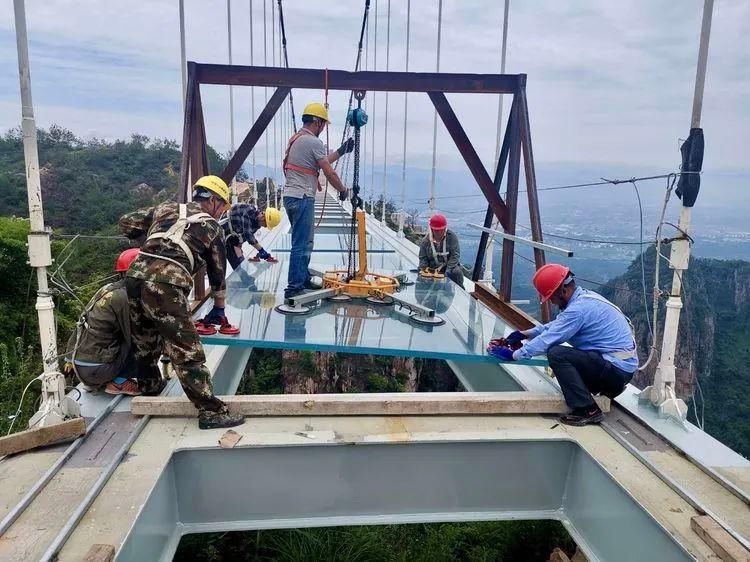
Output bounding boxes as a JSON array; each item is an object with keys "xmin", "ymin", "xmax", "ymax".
[
  {"xmin": 487, "ymin": 344, "xmax": 515, "ymax": 362},
  {"xmin": 257, "ymin": 248, "xmax": 271, "ymax": 260},
  {"xmin": 339, "ymin": 188, "xmax": 349, "ymax": 201},
  {"xmin": 203, "ymin": 305, "xmax": 226, "ymax": 325},
  {"xmin": 337, "ymin": 138, "xmax": 355, "ymax": 157},
  {"xmin": 506, "ymin": 330, "xmax": 526, "ymax": 346}
]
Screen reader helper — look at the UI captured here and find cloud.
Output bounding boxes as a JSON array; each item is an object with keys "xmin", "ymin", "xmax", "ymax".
[{"xmin": 1, "ymin": 0, "xmax": 747, "ymax": 175}]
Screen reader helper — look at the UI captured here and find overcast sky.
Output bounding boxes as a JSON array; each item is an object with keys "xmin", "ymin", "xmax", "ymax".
[{"xmin": 1, "ymin": 0, "xmax": 748, "ymax": 176}]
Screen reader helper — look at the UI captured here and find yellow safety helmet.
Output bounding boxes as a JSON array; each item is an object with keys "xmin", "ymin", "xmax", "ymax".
[
  {"xmin": 193, "ymin": 175, "xmax": 231, "ymax": 204},
  {"xmin": 264, "ymin": 207, "xmax": 281, "ymax": 229},
  {"xmin": 302, "ymin": 102, "xmax": 330, "ymax": 123}
]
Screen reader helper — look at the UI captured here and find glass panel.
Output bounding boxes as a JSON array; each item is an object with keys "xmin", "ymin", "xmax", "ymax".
[{"xmin": 198, "ymin": 234, "xmax": 546, "ymax": 366}]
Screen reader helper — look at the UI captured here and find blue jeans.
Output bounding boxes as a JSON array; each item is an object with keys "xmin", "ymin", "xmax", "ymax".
[{"xmin": 284, "ymin": 195, "xmax": 315, "ymax": 298}]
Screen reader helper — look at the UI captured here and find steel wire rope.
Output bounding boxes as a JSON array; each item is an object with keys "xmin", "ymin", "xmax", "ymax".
[
  {"xmin": 363, "ymin": 11, "xmax": 370, "ymax": 212},
  {"xmin": 263, "ymin": 0, "xmax": 269, "ymax": 207},
  {"xmin": 370, "ymin": 0, "xmax": 378, "ymax": 216},
  {"xmin": 277, "ymin": 0, "xmax": 296, "ymax": 132},
  {"xmin": 380, "ymin": 0, "xmax": 391, "ymax": 223},
  {"xmin": 250, "ymin": 0, "xmax": 258, "ymax": 205},
  {"xmin": 428, "ymin": 0, "xmax": 444, "ymax": 213},
  {"xmin": 314, "ymin": 69, "xmax": 330, "ymax": 230},
  {"xmin": 398, "ymin": 0, "xmax": 411, "ymax": 236},
  {"xmin": 630, "ymin": 180, "xmax": 654, "ymax": 343},
  {"xmin": 271, "ymin": 0, "xmax": 278, "ymax": 207}
]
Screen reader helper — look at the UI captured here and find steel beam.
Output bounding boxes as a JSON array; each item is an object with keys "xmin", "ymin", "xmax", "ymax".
[
  {"xmin": 196, "ymin": 64, "xmax": 524, "ymax": 94},
  {"xmin": 178, "ymin": 63, "xmax": 197, "ymax": 203},
  {"xmin": 427, "ymin": 92, "xmax": 509, "ymax": 230},
  {"xmin": 472, "ymin": 97, "xmax": 516, "ymax": 281},
  {"xmin": 220, "ymin": 87, "xmax": 290, "ymax": 184}
]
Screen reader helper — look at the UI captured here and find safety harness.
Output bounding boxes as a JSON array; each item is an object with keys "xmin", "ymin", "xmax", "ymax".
[
  {"xmin": 69, "ymin": 283, "xmax": 118, "ymax": 378},
  {"xmin": 283, "ymin": 129, "xmax": 323, "ymax": 192},
  {"xmin": 141, "ymin": 204, "xmax": 215, "ymax": 277},
  {"xmin": 581, "ymin": 291, "xmax": 638, "ymax": 360},
  {"xmin": 427, "ymin": 229, "xmax": 450, "ymax": 266}
]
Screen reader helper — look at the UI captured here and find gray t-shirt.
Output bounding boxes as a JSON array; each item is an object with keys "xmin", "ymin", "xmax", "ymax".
[{"xmin": 283, "ymin": 132, "xmax": 327, "ymax": 199}]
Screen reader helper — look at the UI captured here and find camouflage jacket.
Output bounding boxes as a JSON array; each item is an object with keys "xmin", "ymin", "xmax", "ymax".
[
  {"xmin": 119, "ymin": 201, "xmax": 227, "ymax": 292},
  {"xmin": 66, "ymin": 279, "xmax": 130, "ymax": 365}
]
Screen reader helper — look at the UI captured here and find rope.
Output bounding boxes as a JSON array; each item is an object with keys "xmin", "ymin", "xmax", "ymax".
[
  {"xmin": 315, "ymin": 69, "xmax": 330, "ymax": 230},
  {"xmin": 277, "ymin": 0, "xmax": 297, "ymax": 132},
  {"xmin": 250, "ymin": 0, "xmax": 258, "ymax": 205},
  {"xmin": 370, "ymin": 0, "xmax": 378, "ymax": 216},
  {"xmin": 398, "ymin": 0, "xmax": 411, "ymax": 235},
  {"xmin": 380, "ymin": 0, "xmax": 391, "ymax": 223},
  {"xmin": 428, "ymin": 0, "xmax": 444, "ymax": 213}
]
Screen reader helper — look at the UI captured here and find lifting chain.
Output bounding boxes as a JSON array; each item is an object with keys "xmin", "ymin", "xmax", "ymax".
[{"xmin": 346, "ymin": 90, "xmax": 368, "ymax": 279}]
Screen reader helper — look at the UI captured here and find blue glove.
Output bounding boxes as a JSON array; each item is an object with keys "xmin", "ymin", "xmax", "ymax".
[
  {"xmin": 257, "ymin": 248, "xmax": 270, "ymax": 260},
  {"xmin": 488, "ymin": 346, "xmax": 515, "ymax": 362},
  {"xmin": 204, "ymin": 306, "xmax": 226, "ymax": 325},
  {"xmin": 506, "ymin": 330, "xmax": 526, "ymax": 345}
]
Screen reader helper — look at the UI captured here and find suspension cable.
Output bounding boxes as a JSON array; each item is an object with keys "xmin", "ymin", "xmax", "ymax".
[
  {"xmin": 370, "ymin": 0, "xmax": 378, "ymax": 217},
  {"xmin": 363, "ymin": 8, "xmax": 370, "ymax": 212},
  {"xmin": 271, "ymin": 0, "xmax": 278, "ymax": 207},
  {"xmin": 277, "ymin": 0, "xmax": 297, "ymax": 132},
  {"xmin": 428, "ymin": 0, "xmax": 444, "ymax": 213},
  {"xmin": 249, "ymin": 0, "xmax": 258, "ymax": 205},
  {"xmin": 262, "ymin": 0, "xmax": 269, "ymax": 207},
  {"xmin": 398, "ymin": 0, "xmax": 411, "ymax": 236},
  {"xmin": 380, "ymin": 0, "xmax": 391, "ymax": 223}
]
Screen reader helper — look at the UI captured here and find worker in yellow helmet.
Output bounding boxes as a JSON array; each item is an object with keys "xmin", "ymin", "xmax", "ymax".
[
  {"xmin": 119, "ymin": 175, "xmax": 244, "ymax": 430},
  {"xmin": 282, "ymin": 102, "xmax": 353, "ymax": 299},
  {"xmin": 222, "ymin": 203, "xmax": 281, "ymax": 269}
]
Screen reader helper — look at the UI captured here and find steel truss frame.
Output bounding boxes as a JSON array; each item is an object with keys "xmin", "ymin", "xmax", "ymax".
[{"xmin": 179, "ymin": 62, "xmax": 550, "ymax": 322}]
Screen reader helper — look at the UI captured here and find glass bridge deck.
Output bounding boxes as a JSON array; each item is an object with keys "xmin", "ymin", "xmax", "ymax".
[{"xmin": 196, "ymin": 233, "xmax": 546, "ymax": 365}]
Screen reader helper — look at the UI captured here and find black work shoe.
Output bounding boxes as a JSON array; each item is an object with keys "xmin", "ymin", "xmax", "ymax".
[
  {"xmin": 139, "ymin": 377, "xmax": 167, "ymax": 396},
  {"xmin": 198, "ymin": 409, "xmax": 245, "ymax": 430},
  {"xmin": 559, "ymin": 406, "xmax": 605, "ymax": 427}
]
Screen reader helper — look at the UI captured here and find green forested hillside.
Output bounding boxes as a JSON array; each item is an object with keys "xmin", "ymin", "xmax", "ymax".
[
  {"xmin": 600, "ymin": 249, "xmax": 750, "ymax": 458},
  {"xmin": 0, "ymin": 126, "xmax": 228, "ymax": 432}
]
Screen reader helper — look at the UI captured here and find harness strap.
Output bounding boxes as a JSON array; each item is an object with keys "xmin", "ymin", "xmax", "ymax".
[
  {"xmin": 427, "ymin": 229, "xmax": 449, "ymax": 264},
  {"xmin": 145, "ymin": 204, "xmax": 213, "ymax": 271},
  {"xmin": 139, "ymin": 251, "xmax": 193, "ymax": 279},
  {"xmin": 283, "ymin": 130, "xmax": 323, "ymax": 190}
]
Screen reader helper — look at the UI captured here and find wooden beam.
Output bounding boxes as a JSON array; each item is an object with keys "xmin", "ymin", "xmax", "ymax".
[
  {"xmin": 220, "ymin": 87, "xmax": 290, "ymax": 184},
  {"xmin": 691, "ymin": 516, "xmax": 750, "ymax": 562},
  {"xmin": 196, "ymin": 64, "xmax": 524, "ymax": 94},
  {"xmin": 428, "ymin": 91, "xmax": 509, "ymax": 230},
  {"xmin": 131, "ymin": 392, "xmax": 609, "ymax": 417},
  {"xmin": 0, "ymin": 417, "xmax": 85, "ymax": 457},
  {"xmin": 472, "ymin": 98, "xmax": 516, "ymax": 281},
  {"xmin": 83, "ymin": 544, "xmax": 115, "ymax": 562},
  {"xmin": 472, "ymin": 281, "xmax": 538, "ymax": 331},
  {"xmin": 518, "ymin": 87, "xmax": 551, "ymax": 322},
  {"xmin": 498, "ymin": 87, "xmax": 523, "ymax": 300}
]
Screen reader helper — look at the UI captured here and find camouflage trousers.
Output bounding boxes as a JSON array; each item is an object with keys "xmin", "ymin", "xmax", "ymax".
[{"xmin": 125, "ymin": 278, "xmax": 224, "ymax": 412}]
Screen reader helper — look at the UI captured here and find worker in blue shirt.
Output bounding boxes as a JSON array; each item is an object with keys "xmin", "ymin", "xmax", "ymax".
[{"xmin": 489, "ymin": 264, "xmax": 637, "ymax": 426}]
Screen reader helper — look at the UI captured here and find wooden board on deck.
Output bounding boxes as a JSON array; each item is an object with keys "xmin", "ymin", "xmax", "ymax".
[
  {"xmin": 132, "ymin": 392, "xmax": 609, "ymax": 417},
  {"xmin": 691, "ymin": 515, "xmax": 750, "ymax": 562},
  {"xmin": 0, "ymin": 417, "xmax": 85, "ymax": 457}
]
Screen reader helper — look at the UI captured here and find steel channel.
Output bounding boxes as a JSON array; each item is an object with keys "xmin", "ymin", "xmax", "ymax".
[
  {"xmin": 600, "ymin": 412, "xmax": 750, "ymax": 552},
  {"xmin": 40, "ymin": 414, "xmax": 152, "ymax": 561},
  {"xmin": 0, "ymin": 394, "xmax": 124, "ymax": 536}
]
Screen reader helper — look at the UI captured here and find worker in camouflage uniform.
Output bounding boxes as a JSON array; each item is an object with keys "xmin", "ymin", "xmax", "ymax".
[
  {"xmin": 119, "ymin": 175, "xmax": 244, "ymax": 430},
  {"xmin": 64, "ymin": 248, "xmax": 142, "ymax": 396}
]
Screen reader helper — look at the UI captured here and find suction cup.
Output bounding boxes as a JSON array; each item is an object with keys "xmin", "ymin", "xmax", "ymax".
[
  {"xmin": 195, "ymin": 321, "xmax": 217, "ymax": 335},
  {"xmin": 409, "ymin": 313, "xmax": 445, "ymax": 326},
  {"xmin": 275, "ymin": 303, "xmax": 311, "ymax": 315},
  {"xmin": 365, "ymin": 295, "xmax": 394, "ymax": 305},
  {"xmin": 328, "ymin": 293, "xmax": 352, "ymax": 302}
]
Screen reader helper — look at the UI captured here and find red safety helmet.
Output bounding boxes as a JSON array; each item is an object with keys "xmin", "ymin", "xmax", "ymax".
[
  {"xmin": 429, "ymin": 213, "xmax": 448, "ymax": 231},
  {"xmin": 532, "ymin": 263, "xmax": 571, "ymax": 302},
  {"xmin": 114, "ymin": 248, "xmax": 140, "ymax": 273}
]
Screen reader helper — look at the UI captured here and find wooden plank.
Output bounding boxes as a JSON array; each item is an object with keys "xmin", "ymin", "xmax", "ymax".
[
  {"xmin": 196, "ymin": 64, "xmax": 524, "ymax": 94},
  {"xmin": 428, "ymin": 91, "xmax": 509, "ymax": 230},
  {"xmin": 691, "ymin": 516, "xmax": 750, "ymax": 562},
  {"xmin": 83, "ymin": 544, "xmax": 116, "ymax": 562},
  {"xmin": 472, "ymin": 281, "xmax": 538, "ymax": 331},
  {"xmin": 0, "ymin": 417, "xmax": 85, "ymax": 457},
  {"xmin": 131, "ymin": 392, "xmax": 609, "ymax": 417}
]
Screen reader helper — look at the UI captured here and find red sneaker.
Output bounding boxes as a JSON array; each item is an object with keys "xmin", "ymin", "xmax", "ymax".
[{"xmin": 105, "ymin": 379, "xmax": 142, "ymax": 396}]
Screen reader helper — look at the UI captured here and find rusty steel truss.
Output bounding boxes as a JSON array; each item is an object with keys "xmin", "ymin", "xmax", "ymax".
[{"xmin": 179, "ymin": 62, "xmax": 550, "ymax": 322}]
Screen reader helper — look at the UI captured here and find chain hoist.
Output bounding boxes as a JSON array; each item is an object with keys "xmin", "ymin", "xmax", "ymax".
[{"xmin": 345, "ymin": 90, "xmax": 368, "ymax": 278}]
